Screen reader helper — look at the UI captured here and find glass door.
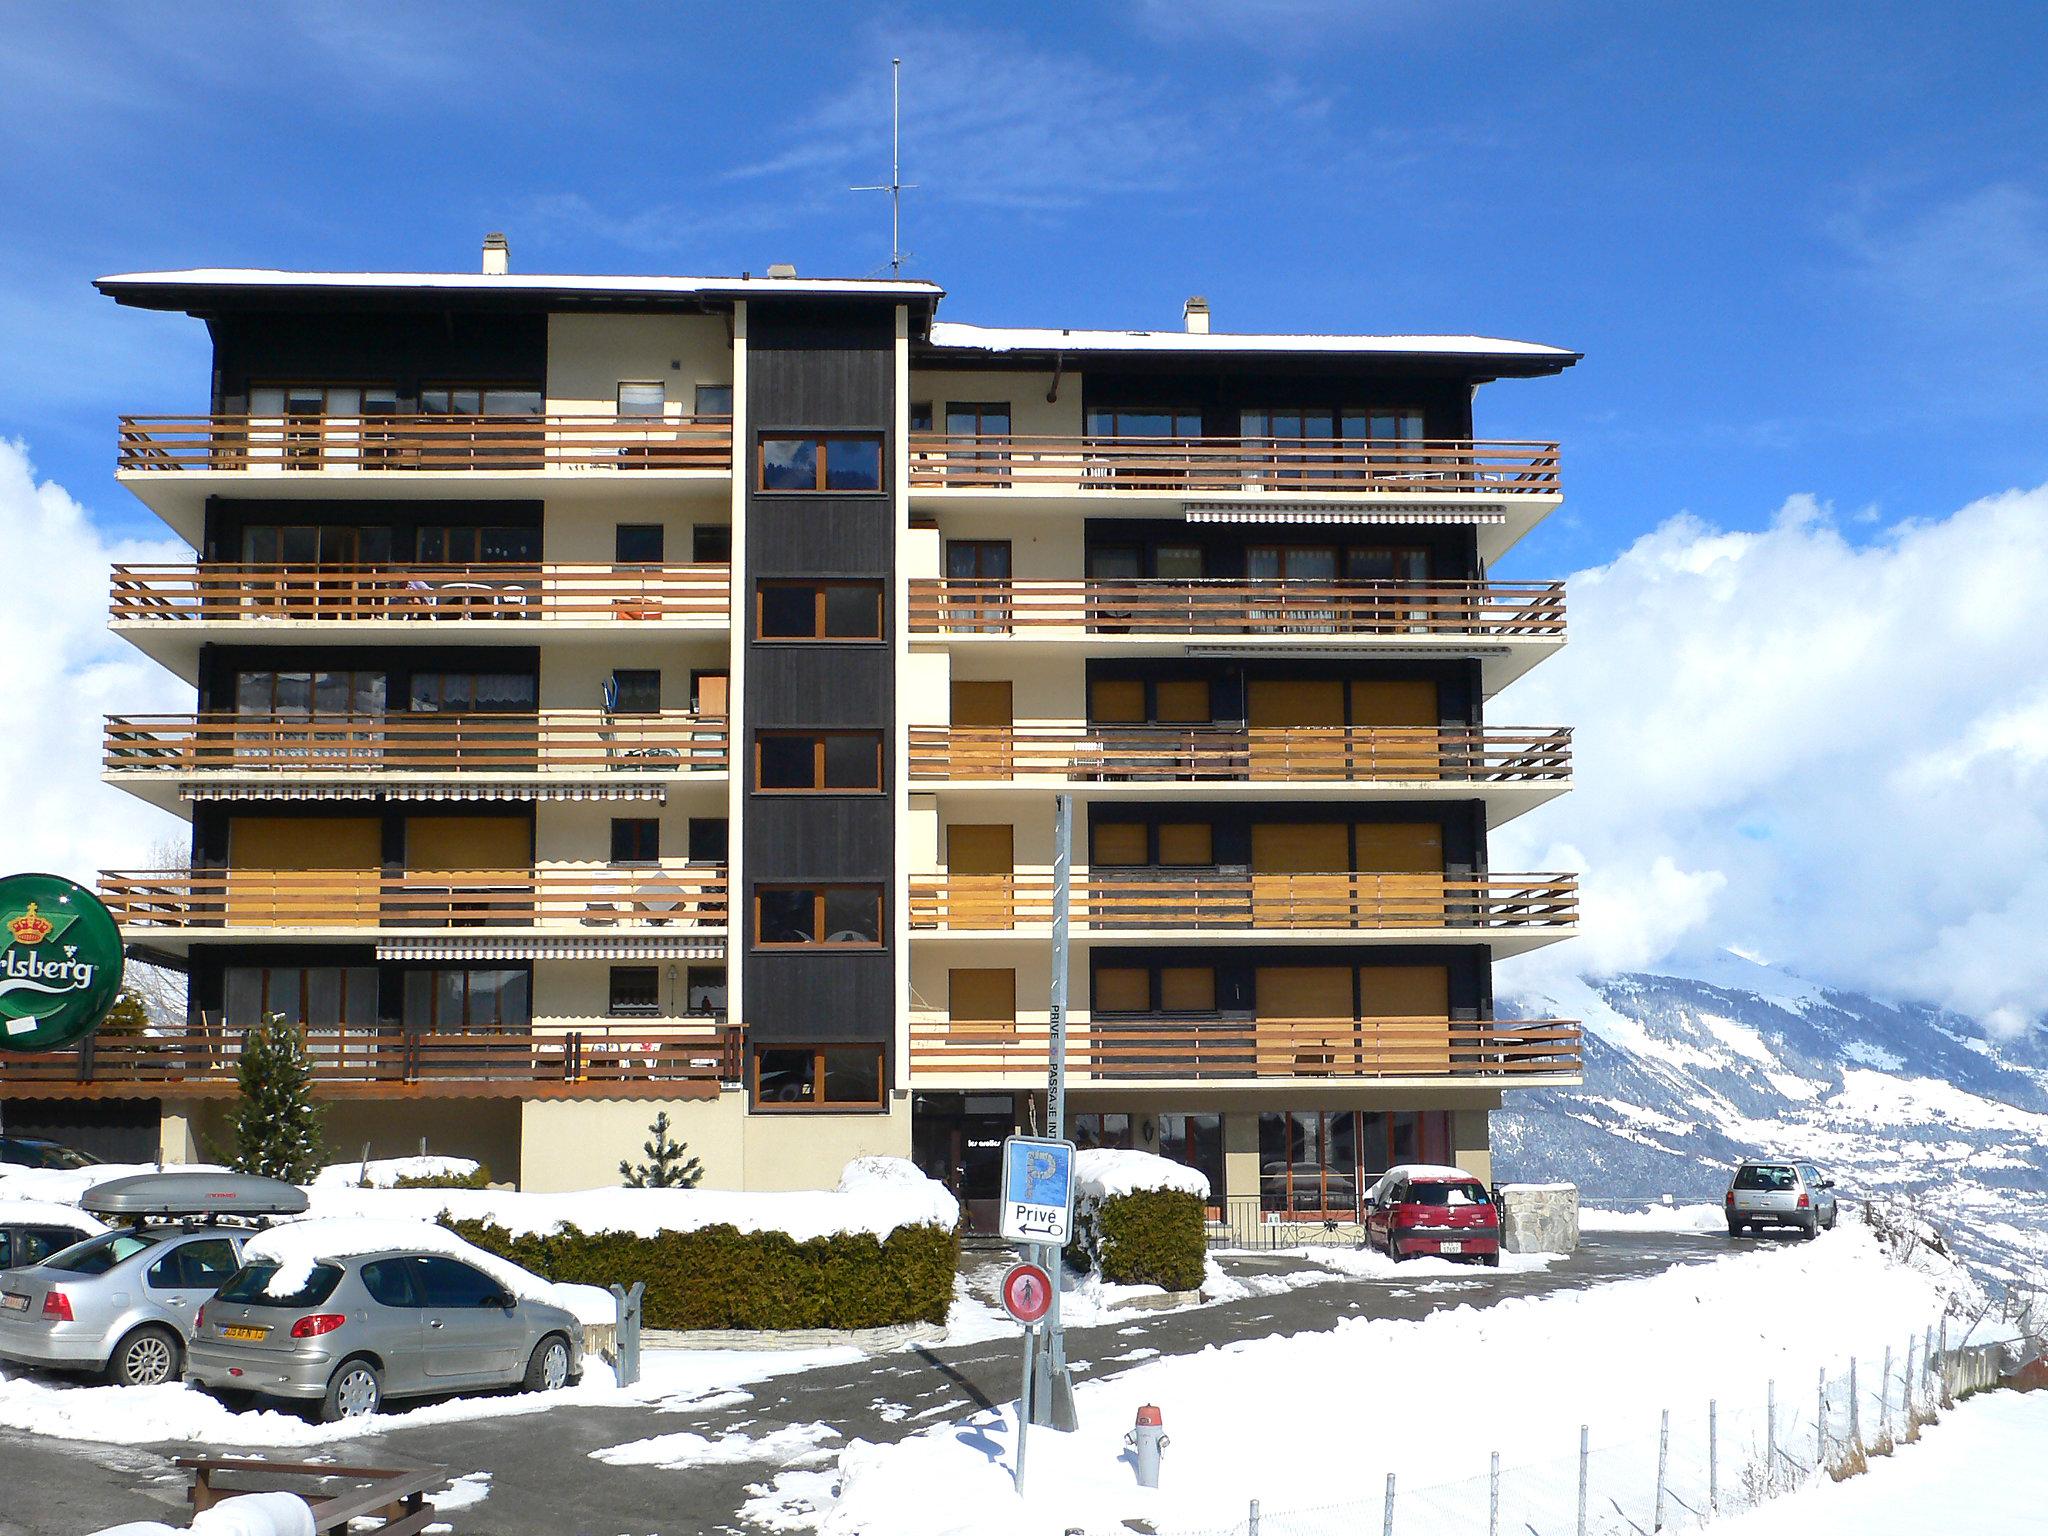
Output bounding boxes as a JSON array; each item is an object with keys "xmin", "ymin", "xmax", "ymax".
[{"xmin": 944, "ymin": 540, "xmax": 1012, "ymax": 632}]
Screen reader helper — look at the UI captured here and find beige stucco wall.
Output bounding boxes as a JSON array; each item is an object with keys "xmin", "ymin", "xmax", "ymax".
[
  {"xmin": 539, "ymin": 503, "xmax": 732, "ymax": 567},
  {"xmin": 531, "ymin": 796, "xmax": 728, "ymax": 867},
  {"xmin": 538, "ymin": 647, "xmax": 732, "ymax": 714},
  {"xmin": 906, "ymin": 370, "xmax": 1080, "ymax": 439},
  {"xmin": 546, "ymin": 314, "xmax": 732, "ymax": 417},
  {"xmin": 527, "ymin": 958, "xmax": 727, "ymax": 1030}
]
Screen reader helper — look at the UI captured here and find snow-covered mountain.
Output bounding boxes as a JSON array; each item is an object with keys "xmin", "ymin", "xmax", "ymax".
[{"xmin": 1494, "ymin": 953, "xmax": 2048, "ymax": 1287}]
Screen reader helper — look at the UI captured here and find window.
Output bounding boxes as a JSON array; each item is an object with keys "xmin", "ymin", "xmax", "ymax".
[
  {"xmin": 224, "ymin": 966, "xmax": 379, "ymax": 1029},
  {"xmin": 755, "ymin": 731, "xmax": 883, "ymax": 793},
  {"xmin": 147, "ymin": 1238, "xmax": 239, "ymax": 1291},
  {"xmin": 617, "ymin": 382, "xmax": 665, "ymax": 417},
  {"xmin": 1346, "ymin": 546, "xmax": 1430, "ymax": 582},
  {"xmin": 234, "ymin": 670, "xmax": 386, "ymax": 719},
  {"xmin": 416, "ymin": 1255, "xmax": 507, "ymax": 1308},
  {"xmin": 217, "ymin": 1262, "xmax": 344, "ymax": 1308},
  {"xmin": 944, "ymin": 403, "xmax": 1012, "ymax": 486},
  {"xmin": 694, "ymin": 385, "xmax": 733, "ymax": 418},
  {"xmin": 755, "ymin": 885, "xmax": 882, "ymax": 947},
  {"xmin": 415, "ymin": 525, "xmax": 541, "ymax": 563},
  {"xmin": 757, "ymin": 433, "xmax": 885, "ymax": 492},
  {"xmin": 756, "ymin": 580, "xmax": 884, "ymax": 641},
  {"xmin": 360, "ymin": 1258, "xmax": 420, "ymax": 1308},
  {"xmin": 687, "ymin": 818, "xmax": 729, "ymax": 863},
  {"xmin": 1087, "ymin": 407, "xmax": 1202, "ymax": 439},
  {"xmin": 402, "ymin": 968, "xmax": 531, "ymax": 1032},
  {"xmin": 1260, "ymin": 1110, "xmax": 1359, "ymax": 1215},
  {"xmin": 615, "ymin": 524, "xmax": 665, "ymax": 564},
  {"xmin": 751, "ymin": 1044, "xmax": 885, "ymax": 1109},
  {"xmin": 1071, "ymin": 1113, "xmax": 1133, "ymax": 1149},
  {"xmin": 686, "ymin": 965, "xmax": 727, "ymax": 1017},
  {"xmin": 409, "ymin": 672, "xmax": 536, "ymax": 713},
  {"xmin": 239, "ymin": 524, "xmax": 393, "ymax": 566},
  {"xmin": 692, "ymin": 524, "xmax": 732, "ymax": 564},
  {"xmin": 1090, "ymin": 822, "xmax": 1212, "ymax": 868},
  {"xmin": 909, "ymin": 401, "xmax": 934, "ymax": 432},
  {"xmin": 610, "ymin": 817, "xmax": 660, "ymax": 864},
  {"xmin": 609, "ymin": 965, "xmax": 661, "ymax": 1017},
  {"xmin": 251, "ymin": 383, "xmax": 400, "ymax": 420},
  {"xmin": 1158, "ymin": 1113, "xmax": 1224, "ymax": 1206},
  {"xmin": 609, "ymin": 669, "xmax": 661, "ymax": 713},
  {"xmin": 421, "ymin": 386, "xmax": 542, "ymax": 416}
]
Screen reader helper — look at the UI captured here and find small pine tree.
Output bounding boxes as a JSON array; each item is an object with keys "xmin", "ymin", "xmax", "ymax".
[
  {"xmin": 97, "ymin": 988, "xmax": 152, "ymax": 1037},
  {"xmin": 227, "ymin": 1013, "xmax": 325, "ymax": 1184},
  {"xmin": 620, "ymin": 1111, "xmax": 703, "ymax": 1189}
]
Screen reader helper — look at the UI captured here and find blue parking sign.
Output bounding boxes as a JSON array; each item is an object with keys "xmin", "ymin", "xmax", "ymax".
[{"xmin": 1001, "ymin": 1136, "xmax": 1076, "ymax": 1244}]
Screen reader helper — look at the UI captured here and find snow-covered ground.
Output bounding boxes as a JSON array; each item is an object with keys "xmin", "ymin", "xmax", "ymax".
[
  {"xmin": 1705, "ymin": 1387, "xmax": 2048, "ymax": 1535},
  {"xmin": 759, "ymin": 1224, "xmax": 1967, "ymax": 1536}
]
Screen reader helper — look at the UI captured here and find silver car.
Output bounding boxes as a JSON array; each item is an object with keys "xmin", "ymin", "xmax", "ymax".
[
  {"xmin": 188, "ymin": 1249, "xmax": 584, "ymax": 1421},
  {"xmin": 0, "ymin": 1225, "xmax": 245, "ymax": 1384},
  {"xmin": 1726, "ymin": 1158, "xmax": 1839, "ymax": 1239}
]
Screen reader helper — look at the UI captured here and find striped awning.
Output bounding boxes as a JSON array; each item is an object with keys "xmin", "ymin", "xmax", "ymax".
[
  {"xmin": 376, "ymin": 936, "xmax": 725, "ymax": 961},
  {"xmin": 181, "ymin": 783, "xmax": 668, "ymax": 803},
  {"xmin": 1182, "ymin": 504, "xmax": 1509, "ymax": 526}
]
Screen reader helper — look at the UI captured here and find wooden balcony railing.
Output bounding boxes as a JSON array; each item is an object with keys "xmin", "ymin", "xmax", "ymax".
[
  {"xmin": 0, "ymin": 1024, "xmax": 743, "ymax": 1100},
  {"xmin": 105, "ymin": 712, "xmax": 728, "ymax": 776},
  {"xmin": 908, "ymin": 1015, "xmax": 1583, "ymax": 1080},
  {"xmin": 110, "ymin": 564, "xmax": 731, "ymax": 624},
  {"xmin": 910, "ymin": 725, "xmax": 1570, "ymax": 784},
  {"xmin": 99, "ymin": 868, "xmax": 729, "ymax": 931},
  {"xmin": 909, "ymin": 873, "xmax": 1577, "ymax": 932},
  {"xmin": 117, "ymin": 414, "xmax": 732, "ymax": 473},
  {"xmin": 908, "ymin": 434, "xmax": 1559, "ymax": 494},
  {"xmin": 907, "ymin": 579, "xmax": 1565, "ymax": 638}
]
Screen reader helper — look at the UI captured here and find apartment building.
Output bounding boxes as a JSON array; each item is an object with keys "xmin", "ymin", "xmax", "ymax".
[{"xmin": 8, "ymin": 243, "xmax": 1582, "ymax": 1221}]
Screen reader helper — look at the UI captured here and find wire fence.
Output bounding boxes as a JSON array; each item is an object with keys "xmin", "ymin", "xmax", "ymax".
[{"xmin": 1153, "ymin": 1319, "xmax": 2040, "ymax": 1536}]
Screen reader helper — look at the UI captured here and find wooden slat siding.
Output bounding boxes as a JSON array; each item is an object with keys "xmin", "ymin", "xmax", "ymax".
[
  {"xmin": 907, "ymin": 434, "xmax": 1560, "ymax": 493},
  {"xmin": 1, "ymin": 1026, "xmax": 741, "ymax": 1100},
  {"xmin": 907, "ymin": 579, "xmax": 1566, "ymax": 637},
  {"xmin": 109, "ymin": 564, "xmax": 731, "ymax": 624},
  {"xmin": 97, "ymin": 869, "xmax": 730, "ymax": 930},
  {"xmin": 105, "ymin": 712, "xmax": 729, "ymax": 775},
  {"xmin": 117, "ymin": 414, "xmax": 732, "ymax": 473},
  {"xmin": 907, "ymin": 873, "xmax": 1577, "ymax": 931},
  {"xmin": 909, "ymin": 725, "xmax": 1571, "ymax": 783},
  {"xmin": 907, "ymin": 1016, "xmax": 1583, "ymax": 1079}
]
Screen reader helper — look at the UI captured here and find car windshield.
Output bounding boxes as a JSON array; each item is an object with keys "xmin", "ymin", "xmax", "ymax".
[
  {"xmin": 1407, "ymin": 1181, "xmax": 1488, "ymax": 1206},
  {"xmin": 1734, "ymin": 1164, "xmax": 1798, "ymax": 1191},
  {"xmin": 216, "ymin": 1262, "xmax": 343, "ymax": 1307},
  {"xmin": 42, "ymin": 1230, "xmax": 165, "ymax": 1275}
]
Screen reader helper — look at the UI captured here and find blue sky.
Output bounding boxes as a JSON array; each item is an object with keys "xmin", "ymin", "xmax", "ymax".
[{"xmin": 4, "ymin": 1, "xmax": 2047, "ymax": 569}]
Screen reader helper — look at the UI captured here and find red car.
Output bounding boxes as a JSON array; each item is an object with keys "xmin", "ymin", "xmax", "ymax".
[{"xmin": 1363, "ymin": 1164, "xmax": 1502, "ymax": 1266}]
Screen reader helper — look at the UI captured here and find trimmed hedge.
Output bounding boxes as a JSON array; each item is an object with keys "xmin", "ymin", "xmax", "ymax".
[
  {"xmin": 444, "ymin": 1215, "xmax": 958, "ymax": 1331},
  {"xmin": 1071, "ymin": 1188, "xmax": 1207, "ymax": 1292}
]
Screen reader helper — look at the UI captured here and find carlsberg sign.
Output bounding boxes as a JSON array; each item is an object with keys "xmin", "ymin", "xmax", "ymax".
[{"xmin": 0, "ymin": 873, "xmax": 125, "ymax": 1052}]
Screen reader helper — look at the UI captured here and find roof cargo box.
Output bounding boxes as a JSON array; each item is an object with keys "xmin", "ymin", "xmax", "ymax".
[{"xmin": 81, "ymin": 1171, "xmax": 309, "ymax": 1221}]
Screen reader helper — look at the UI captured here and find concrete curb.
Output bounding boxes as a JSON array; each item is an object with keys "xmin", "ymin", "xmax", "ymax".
[{"xmin": 643, "ymin": 1322, "xmax": 948, "ymax": 1353}]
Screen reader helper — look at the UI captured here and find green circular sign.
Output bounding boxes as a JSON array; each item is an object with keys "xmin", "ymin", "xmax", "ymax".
[{"xmin": 0, "ymin": 873, "xmax": 126, "ymax": 1052}]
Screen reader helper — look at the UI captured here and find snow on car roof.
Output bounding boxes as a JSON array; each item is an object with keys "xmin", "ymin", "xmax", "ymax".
[
  {"xmin": 1381, "ymin": 1163, "xmax": 1484, "ymax": 1181},
  {"xmin": 0, "ymin": 1197, "xmax": 108, "ymax": 1232}
]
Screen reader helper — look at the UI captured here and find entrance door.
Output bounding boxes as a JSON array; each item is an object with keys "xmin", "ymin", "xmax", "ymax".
[
  {"xmin": 1250, "ymin": 821, "xmax": 1349, "ymax": 926},
  {"xmin": 1247, "ymin": 679, "xmax": 1345, "ymax": 779},
  {"xmin": 1256, "ymin": 965, "xmax": 1354, "ymax": 1075},
  {"xmin": 1353, "ymin": 822, "xmax": 1445, "ymax": 927},
  {"xmin": 950, "ymin": 680, "xmax": 1014, "ymax": 778},
  {"xmin": 1360, "ymin": 965, "xmax": 1451, "ymax": 1075},
  {"xmin": 227, "ymin": 815, "xmax": 380, "ymax": 927},
  {"xmin": 911, "ymin": 1093, "xmax": 1016, "ymax": 1234},
  {"xmin": 947, "ymin": 824, "xmax": 1015, "ymax": 930}
]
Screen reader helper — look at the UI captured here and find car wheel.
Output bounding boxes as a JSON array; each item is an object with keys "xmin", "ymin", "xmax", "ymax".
[
  {"xmin": 108, "ymin": 1325, "xmax": 182, "ymax": 1388},
  {"xmin": 1726, "ymin": 1219, "xmax": 1745, "ymax": 1238},
  {"xmin": 1385, "ymin": 1228, "xmax": 1403, "ymax": 1264},
  {"xmin": 1801, "ymin": 1218, "xmax": 1819, "ymax": 1241},
  {"xmin": 523, "ymin": 1334, "xmax": 572, "ymax": 1393},
  {"xmin": 1481, "ymin": 1250, "xmax": 1501, "ymax": 1269},
  {"xmin": 1824, "ymin": 1208, "xmax": 1838, "ymax": 1231},
  {"xmin": 321, "ymin": 1358, "xmax": 383, "ymax": 1422}
]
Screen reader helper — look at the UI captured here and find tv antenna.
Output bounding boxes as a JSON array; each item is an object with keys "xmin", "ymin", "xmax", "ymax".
[{"xmin": 851, "ymin": 57, "xmax": 916, "ymax": 276}]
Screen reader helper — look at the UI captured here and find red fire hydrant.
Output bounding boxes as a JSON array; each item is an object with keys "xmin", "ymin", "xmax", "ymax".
[{"xmin": 1126, "ymin": 1404, "xmax": 1169, "ymax": 1488}]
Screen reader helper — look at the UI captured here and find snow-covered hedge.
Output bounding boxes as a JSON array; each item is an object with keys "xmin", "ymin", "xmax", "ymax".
[
  {"xmin": 312, "ymin": 1156, "xmax": 487, "ymax": 1190},
  {"xmin": 1069, "ymin": 1149, "xmax": 1209, "ymax": 1292},
  {"xmin": 438, "ymin": 1157, "xmax": 960, "ymax": 1330}
]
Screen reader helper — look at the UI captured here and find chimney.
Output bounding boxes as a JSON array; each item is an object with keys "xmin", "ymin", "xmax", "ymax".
[
  {"xmin": 1183, "ymin": 295, "xmax": 1211, "ymax": 334},
  {"xmin": 482, "ymin": 232, "xmax": 509, "ymax": 276},
  {"xmin": 765, "ymin": 262, "xmax": 798, "ymax": 279}
]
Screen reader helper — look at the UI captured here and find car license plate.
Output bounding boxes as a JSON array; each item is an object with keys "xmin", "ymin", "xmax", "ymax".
[
  {"xmin": 1, "ymin": 1293, "xmax": 27, "ymax": 1312},
  {"xmin": 221, "ymin": 1325, "xmax": 267, "ymax": 1341},
  {"xmin": 1440, "ymin": 1241, "xmax": 1464, "ymax": 1254}
]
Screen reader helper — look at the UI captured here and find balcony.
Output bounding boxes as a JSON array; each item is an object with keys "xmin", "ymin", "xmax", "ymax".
[
  {"xmin": 104, "ymin": 712, "xmax": 728, "ymax": 812},
  {"xmin": 0, "ymin": 1024, "xmax": 743, "ymax": 1102},
  {"xmin": 908, "ymin": 871, "xmax": 1577, "ymax": 956},
  {"xmin": 910, "ymin": 725, "xmax": 1569, "ymax": 822},
  {"xmin": 115, "ymin": 415, "xmax": 734, "ymax": 534},
  {"xmin": 907, "ymin": 1015, "xmax": 1582, "ymax": 1086},
  {"xmin": 109, "ymin": 563, "xmax": 731, "ymax": 680},
  {"xmin": 908, "ymin": 578, "xmax": 1565, "ymax": 689},
  {"xmin": 98, "ymin": 867, "xmax": 729, "ymax": 951}
]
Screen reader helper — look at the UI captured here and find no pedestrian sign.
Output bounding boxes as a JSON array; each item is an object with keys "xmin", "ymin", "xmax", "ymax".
[
  {"xmin": 1000, "ymin": 1261, "xmax": 1054, "ymax": 1325},
  {"xmin": 999, "ymin": 1135, "xmax": 1076, "ymax": 1245}
]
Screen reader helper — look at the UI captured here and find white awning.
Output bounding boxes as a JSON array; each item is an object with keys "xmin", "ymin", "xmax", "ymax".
[
  {"xmin": 376, "ymin": 936, "xmax": 725, "ymax": 961},
  {"xmin": 1182, "ymin": 504, "xmax": 1509, "ymax": 526},
  {"xmin": 181, "ymin": 783, "xmax": 668, "ymax": 803}
]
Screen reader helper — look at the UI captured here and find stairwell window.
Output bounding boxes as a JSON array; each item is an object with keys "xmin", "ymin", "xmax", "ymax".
[
  {"xmin": 758, "ymin": 433, "xmax": 885, "ymax": 492},
  {"xmin": 751, "ymin": 1044, "xmax": 885, "ymax": 1110},
  {"xmin": 755, "ymin": 730, "xmax": 884, "ymax": 793},
  {"xmin": 756, "ymin": 580, "xmax": 885, "ymax": 641},
  {"xmin": 755, "ymin": 885, "xmax": 883, "ymax": 947}
]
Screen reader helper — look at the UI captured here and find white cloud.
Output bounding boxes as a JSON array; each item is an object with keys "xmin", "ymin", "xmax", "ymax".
[
  {"xmin": 1495, "ymin": 484, "xmax": 2048, "ymax": 1027},
  {"xmin": 0, "ymin": 439, "xmax": 185, "ymax": 884}
]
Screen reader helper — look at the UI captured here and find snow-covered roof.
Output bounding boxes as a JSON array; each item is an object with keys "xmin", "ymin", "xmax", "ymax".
[
  {"xmin": 95, "ymin": 268, "xmax": 943, "ymax": 305},
  {"xmin": 926, "ymin": 320, "xmax": 1577, "ymax": 362}
]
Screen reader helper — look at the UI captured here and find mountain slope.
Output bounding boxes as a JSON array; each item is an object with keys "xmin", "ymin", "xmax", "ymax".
[{"xmin": 1495, "ymin": 954, "xmax": 2048, "ymax": 1286}]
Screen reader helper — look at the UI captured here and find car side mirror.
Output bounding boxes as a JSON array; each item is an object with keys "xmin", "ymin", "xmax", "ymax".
[{"xmin": 497, "ymin": 1292, "xmax": 518, "ymax": 1311}]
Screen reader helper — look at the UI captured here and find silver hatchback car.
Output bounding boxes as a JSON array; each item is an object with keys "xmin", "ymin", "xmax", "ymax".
[
  {"xmin": 0, "ymin": 1226, "xmax": 246, "ymax": 1384},
  {"xmin": 188, "ymin": 1249, "xmax": 584, "ymax": 1421},
  {"xmin": 1726, "ymin": 1158, "xmax": 1839, "ymax": 1239}
]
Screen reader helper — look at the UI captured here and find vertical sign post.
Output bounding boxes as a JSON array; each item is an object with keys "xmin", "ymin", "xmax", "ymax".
[{"xmin": 1031, "ymin": 793, "xmax": 1077, "ymax": 1431}]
